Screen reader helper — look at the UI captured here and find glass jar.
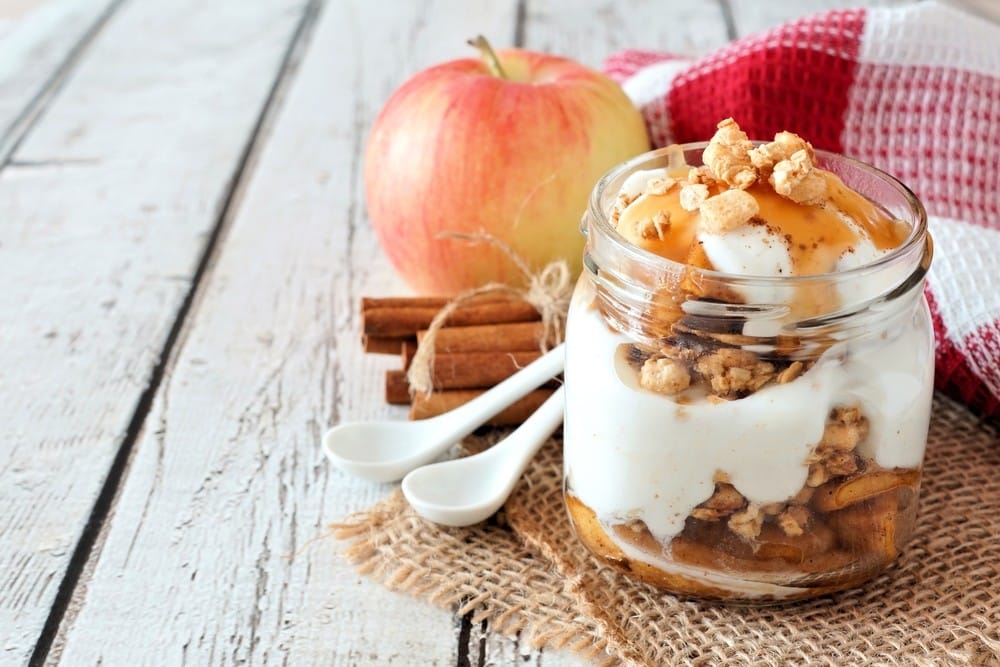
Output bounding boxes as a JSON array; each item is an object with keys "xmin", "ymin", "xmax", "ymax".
[{"xmin": 563, "ymin": 144, "xmax": 934, "ymax": 602}]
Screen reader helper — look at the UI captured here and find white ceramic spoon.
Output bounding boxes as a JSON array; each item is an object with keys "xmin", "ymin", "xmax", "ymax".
[
  {"xmin": 401, "ymin": 385, "xmax": 565, "ymax": 526},
  {"xmin": 323, "ymin": 344, "xmax": 564, "ymax": 483}
]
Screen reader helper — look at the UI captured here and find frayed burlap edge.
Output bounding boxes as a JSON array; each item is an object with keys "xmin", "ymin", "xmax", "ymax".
[
  {"xmin": 331, "ymin": 490, "xmax": 619, "ymax": 665},
  {"xmin": 332, "ymin": 395, "xmax": 1000, "ymax": 666}
]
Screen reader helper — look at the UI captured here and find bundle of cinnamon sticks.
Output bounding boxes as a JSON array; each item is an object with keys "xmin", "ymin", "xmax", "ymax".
[{"xmin": 361, "ymin": 295, "xmax": 559, "ymax": 425}]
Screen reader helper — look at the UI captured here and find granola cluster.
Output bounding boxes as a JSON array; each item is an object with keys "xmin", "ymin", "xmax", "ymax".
[
  {"xmin": 805, "ymin": 406, "xmax": 866, "ymax": 487},
  {"xmin": 635, "ymin": 342, "xmax": 791, "ymax": 400},
  {"xmin": 612, "ymin": 118, "xmax": 830, "ymax": 243},
  {"xmin": 686, "ymin": 405, "xmax": 868, "ymax": 543},
  {"xmin": 704, "ymin": 117, "xmax": 828, "ymax": 207}
]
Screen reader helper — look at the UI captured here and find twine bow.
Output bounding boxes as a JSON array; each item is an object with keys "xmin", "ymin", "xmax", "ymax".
[{"xmin": 406, "ymin": 233, "xmax": 573, "ymax": 396}]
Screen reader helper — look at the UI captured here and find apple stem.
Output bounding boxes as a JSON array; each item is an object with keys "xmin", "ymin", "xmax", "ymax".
[{"xmin": 467, "ymin": 35, "xmax": 508, "ymax": 79}]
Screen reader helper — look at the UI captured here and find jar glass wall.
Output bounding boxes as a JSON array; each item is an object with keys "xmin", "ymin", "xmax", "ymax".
[{"xmin": 563, "ymin": 144, "xmax": 934, "ymax": 602}]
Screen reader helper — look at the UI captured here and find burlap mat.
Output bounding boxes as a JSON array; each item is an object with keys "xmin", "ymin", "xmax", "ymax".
[{"xmin": 333, "ymin": 395, "xmax": 1000, "ymax": 666}]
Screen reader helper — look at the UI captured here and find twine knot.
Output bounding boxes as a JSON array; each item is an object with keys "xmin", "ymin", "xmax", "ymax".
[{"xmin": 406, "ymin": 233, "xmax": 573, "ymax": 396}]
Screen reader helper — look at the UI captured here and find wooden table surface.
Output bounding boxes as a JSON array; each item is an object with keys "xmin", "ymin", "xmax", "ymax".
[{"xmin": 1, "ymin": 0, "xmax": 926, "ymax": 664}]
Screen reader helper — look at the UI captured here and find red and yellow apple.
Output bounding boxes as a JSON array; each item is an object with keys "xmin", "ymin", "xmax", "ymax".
[{"xmin": 364, "ymin": 37, "xmax": 650, "ymax": 294}]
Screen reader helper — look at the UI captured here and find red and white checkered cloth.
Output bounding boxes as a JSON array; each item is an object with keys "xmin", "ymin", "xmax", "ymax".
[{"xmin": 604, "ymin": 1, "xmax": 1000, "ymax": 420}]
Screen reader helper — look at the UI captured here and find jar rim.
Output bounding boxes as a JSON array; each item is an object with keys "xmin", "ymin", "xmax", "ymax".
[{"xmin": 586, "ymin": 142, "xmax": 930, "ymax": 287}]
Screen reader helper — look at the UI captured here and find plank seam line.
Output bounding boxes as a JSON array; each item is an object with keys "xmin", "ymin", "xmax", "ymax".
[
  {"xmin": 0, "ymin": 0, "xmax": 128, "ymax": 168},
  {"xmin": 456, "ymin": 609, "xmax": 474, "ymax": 666},
  {"xmin": 514, "ymin": 0, "xmax": 526, "ymax": 47},
  {"xmin": 476, "ymin": 617, "xmax": 487, "ymax": 667},
  {"xmin": 718, "ymin": 0, "xmax": 737, "ymax": 41},
  {"xmin": 26, "ymin": 1, "xmax": 325, "ymax": 664}
]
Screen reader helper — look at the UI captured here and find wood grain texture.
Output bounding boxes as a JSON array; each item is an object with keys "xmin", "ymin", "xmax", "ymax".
[
  {"xmin": 53, "ymin": 1, "xmax": 521, "ymax": 665},
  {"xmin": 0, "ymin": 0, "xmax": 310, "ymax": 663},
  {"xmin": 524, "ymin": 0, "xmax": 730, "ymax": 66},
  {"xmin": 0, "ymin": 0, "xmax": 119, "ymax": 161}
]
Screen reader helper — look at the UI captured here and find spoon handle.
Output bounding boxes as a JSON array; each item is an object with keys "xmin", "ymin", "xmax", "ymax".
[
  {"xmin": 400, "ymin": 386, "xmax": 565, "ymax": 527},
  {"xmin": 488, "ymin": 384, "xmax": 565, "ymax": 480},
  {"xmin": 434, "ymin": 343, "xmax": 564, "ymax": 440}
]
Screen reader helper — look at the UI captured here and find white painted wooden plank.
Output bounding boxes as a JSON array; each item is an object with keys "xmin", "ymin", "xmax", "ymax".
[
  {"xmin": 524, "ymin": 0, "xmax": 730, "ymax": 67},
  {"xmin": 54, "ymin": 1, "xmax": 520, "ymax": 665},
  {"xmin": 0, "ymin": 0, "xmax": 310, "ymax": 664},
  {"xmin": 0, "ymin": 0, "xmax": 119, "ymax": 159},
  {"xmin": 475, "ymin": 626, "xmax": 591, "ymax": 667},
  {"xmin": 729, "ymin": 0, "xmax": 915, "ymax": 37}
]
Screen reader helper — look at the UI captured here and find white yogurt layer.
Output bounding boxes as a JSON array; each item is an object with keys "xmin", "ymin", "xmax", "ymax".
[{"xmin": 563, "ymin": 279, "xmax": 934, "ymax": 547}]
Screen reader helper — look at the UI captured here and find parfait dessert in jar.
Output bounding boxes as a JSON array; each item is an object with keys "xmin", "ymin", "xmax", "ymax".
[{"xmin": 563, "ymin": 119, "xmax": 934, "ymax": 601}]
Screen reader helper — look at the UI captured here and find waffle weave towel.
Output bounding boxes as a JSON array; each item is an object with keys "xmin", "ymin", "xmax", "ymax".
[{"xmin": 604, "ymin": 1, "xmax": 1000, "ymax": 419}]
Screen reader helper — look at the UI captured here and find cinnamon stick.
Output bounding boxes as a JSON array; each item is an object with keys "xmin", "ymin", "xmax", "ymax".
[
  {"xmin": 362, "ymin": 335, "xmax": 413, "ymax": 355},
  {"xmin": 431, "ymin": 351, "xmax": 542, "ymax": 389},
  {"xmin": 362, "ymin": 301, "xmax": 539, "ymax": 338},
  {"xmin": 385, "ymin": 362, "xmax": 559, "ymax": 405},
  {"xmin": 387, "ymin": 350, "xmax": 543, "ymax": 400},
  {"xmin": 401, "ymin": 340, "xmax": 418, "ymax": 370},
  {"xmin": 410, "ymin": 388, "xmax": 554, "ymax": 425},
  {"xmin": 362, "ymin": 294, "xmax": 563, "ymax": 425},
  {"xmin": 385, "ymin": 370, "xmax": 410, "ymax": 405},
  {"xmin": 361, "ymin": 296, "xmax": 452, "ymax": 310},
  {"xmin": 360, "ymin": 293, "xmax": 511, "ymax": 312},
  {"xmin": 416, "ymin": 321, "xmax": 553, "ymax": 354}
]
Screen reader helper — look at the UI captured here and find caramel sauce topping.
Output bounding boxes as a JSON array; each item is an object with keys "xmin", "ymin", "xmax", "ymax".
[
  {"xmin": 610, "ymin": 121, "xmax": 912, "ymax": 322},
  {"xmin": 617, "ymin": 172, "xmax": 905, "ymax": 278}
]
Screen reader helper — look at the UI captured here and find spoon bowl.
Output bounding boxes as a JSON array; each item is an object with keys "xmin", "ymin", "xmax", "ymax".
[
  {"xmin": 323, "ymin": 344, "xmax": 565, "ymax": 482},
  {"xmin": 402, "ymin": 385, "xmax": 565, "ymax": 526},
  {"xmin": 323, "ymin": 419, "xmax": 439, "ymax": 483}
]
